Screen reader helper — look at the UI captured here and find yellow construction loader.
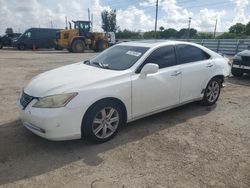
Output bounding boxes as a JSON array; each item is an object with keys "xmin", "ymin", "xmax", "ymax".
[{"xmin": 55, "ymin": 20, "xmax": 109, "ymax": 53}]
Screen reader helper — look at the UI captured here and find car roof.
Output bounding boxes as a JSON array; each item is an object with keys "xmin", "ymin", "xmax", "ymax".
[
  {"xmin": 116, "ymin": 40, "xmax": 222, "ymax": 59},
  {"xmin": 117, "ymin": 40, "xmax": 193, "ymax": 48}
]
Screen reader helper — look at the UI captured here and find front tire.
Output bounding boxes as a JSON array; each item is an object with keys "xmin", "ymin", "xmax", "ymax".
[
  {"xmin": 201, "ymin": 78, "xmax": 221, "ymax": 106},
  {"xmin": 18, "ymin": 43, "xmax": 25, "ymax": 50},
  {"xmin": 71, "ymin": 39, "xmax": 85, "ymax": 53},
  {"xmin": 81, "ymin": 101, "xmax": 124, "ymax": 143}
]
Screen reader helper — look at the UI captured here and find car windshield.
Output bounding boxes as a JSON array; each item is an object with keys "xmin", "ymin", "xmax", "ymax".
[{"xmin": 85, "ymin": 45, "xmax": 149, "ymax": 70}]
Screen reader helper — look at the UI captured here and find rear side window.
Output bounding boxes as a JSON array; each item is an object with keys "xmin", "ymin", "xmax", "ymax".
[
  {"xmin": 140, "ymin": 45, "xmax": 177, "ymax": 70},
  {"xmin": 176, "ymin": 44, "xmax": 210, "ymax": 64}
]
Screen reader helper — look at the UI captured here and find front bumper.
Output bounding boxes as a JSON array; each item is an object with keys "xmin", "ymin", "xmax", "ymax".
[
  {"xmin": 232, "ymin": 64, "xmax": 250, "ymax": 73},
  {"xmin": 17, "ymin": 98, "xmax": 83, "ymax": 141}
]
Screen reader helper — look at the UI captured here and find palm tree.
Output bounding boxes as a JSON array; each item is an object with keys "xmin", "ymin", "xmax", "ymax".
[{"xmin": 159, "ymin": 26, "xmax": 165, "ymax": 32}]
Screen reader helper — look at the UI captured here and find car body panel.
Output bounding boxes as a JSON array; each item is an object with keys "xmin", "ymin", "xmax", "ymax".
[
  {"xmin": 232, "ymin": 49, "xmax": 250, "ymax": 73},
  {"xmin": 131, "ymin": 65, "xmax": 181, "ymax": 118},
  {"xmin": 18, "ymin": 40, "xmax": 230, "ymax": 141},
  {"xmin": 179, "ymin": 59, "xmax": 215, "ymax": 102}
]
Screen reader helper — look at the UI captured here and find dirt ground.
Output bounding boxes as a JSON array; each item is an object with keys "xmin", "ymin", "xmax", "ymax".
[{"xmin": 0, "ymin": 49, "xmax": 250, "ymax": 188}]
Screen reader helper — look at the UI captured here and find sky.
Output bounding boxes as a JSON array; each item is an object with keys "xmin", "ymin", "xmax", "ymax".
[{"xmin": 0, "ymin": 0, "xmax": 249, "ymax": 35}]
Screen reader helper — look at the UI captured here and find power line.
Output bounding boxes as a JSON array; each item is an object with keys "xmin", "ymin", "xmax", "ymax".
[
  {"xmin": 184, "ymin": 1, "xmax": 229, "ymax": 9},
  {"xmin": 101, "ymin": 0, "xmax": 230, "ymax": 11}
]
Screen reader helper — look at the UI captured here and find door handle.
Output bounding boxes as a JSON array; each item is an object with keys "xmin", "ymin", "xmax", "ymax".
[
  {"xmin": 206, "ymin": 63, "xmax": 214, "ymax": 68},
  {"xmin": 171, "ymin": 71, "xmax": 182, "ymax": 76}
]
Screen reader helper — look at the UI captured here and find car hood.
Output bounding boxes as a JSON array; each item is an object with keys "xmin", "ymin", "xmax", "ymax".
[
  {"xmin": 237, "ymin": 50, "xmax": 250, "ymax": 57},
  {"xmin": 24, "ymin": 62, "xmax": 124, "ymax": 97}
]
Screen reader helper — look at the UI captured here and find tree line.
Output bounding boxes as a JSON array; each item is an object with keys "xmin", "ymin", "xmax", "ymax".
[{"xmin": 101, "ymin": 9, "xmax": 250, "ymax": 39}]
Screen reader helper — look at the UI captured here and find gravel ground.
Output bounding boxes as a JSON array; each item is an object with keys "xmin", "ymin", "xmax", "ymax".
[{"xmin": 0, "ymin": 49, "xmax": 250, "ymax": 188}]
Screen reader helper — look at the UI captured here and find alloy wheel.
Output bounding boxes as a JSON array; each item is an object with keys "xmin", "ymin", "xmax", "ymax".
[
  {"xmin": 92, "ymin": 107, "xmax": 119, "ymax": 139},
  {"xmin": 206, "ymin": 80, "xmax": 220, "ymax": 103}
]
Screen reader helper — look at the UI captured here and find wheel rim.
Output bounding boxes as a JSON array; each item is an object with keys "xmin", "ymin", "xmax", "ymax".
[
  {"xmin": 102, "ymin": 42, "xmax": 108, "ymax": 49},
  {"xmin": 76, "ymin": 43, "xmax": 83, "ymax": 51},
  {"xmin": 92, "ymin": 107, "xmax": 119, "ymax": 139},
  {"xmin": 206, "ymin": 81, "xmax": 220, "ymax": 103}
]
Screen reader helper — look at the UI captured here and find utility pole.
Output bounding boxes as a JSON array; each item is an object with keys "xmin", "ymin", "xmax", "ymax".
[
  {"xmin": 91, "ymin": 13, "xmax": 94, "ymax": 32},
  {"xmin": 65, "ymin": 16, "xmax": 68, "ymax": 29},
  {"xmin": 214, "ymin": 18, "xmax": 218, "ymax": 39},
  {"xmin": 88, "ymin": 8, "xmax": 91, "ymax": 22},
  {"xmin": 188, "ymin": 17, "xmax": 192, "ymax": 39},
  {"xmin": 154, "ymin": 0, "xmax": 159, "ymax": 39},
  {"xmin": 50, "ymin": 21, "xmax": 53, "ymax": 28}
]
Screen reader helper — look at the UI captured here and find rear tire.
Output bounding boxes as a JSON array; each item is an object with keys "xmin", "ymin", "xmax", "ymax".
[
  {"xmin": 71, "ymin": 39, "xmax": 85, "ymax": 53},
  {"xmin": 232, "ymin": 68, "xmax": 243, "ymax": 77},
  {"xmin": 200, "ymin": 77, "xmax": 221, "ymax": 106},
  {"xmin": 81, "ymin": 101, "xmax": 125, "ymax": 143}
]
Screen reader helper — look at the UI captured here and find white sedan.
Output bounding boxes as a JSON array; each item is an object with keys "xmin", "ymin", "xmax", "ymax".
[{"xmin": 17, "ymin": 41, "xmax": 231, "ymax": 142}]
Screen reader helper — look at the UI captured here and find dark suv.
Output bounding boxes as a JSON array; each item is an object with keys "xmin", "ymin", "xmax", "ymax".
[
  {"xmin": 0, "ymin": 33, "xmax": 21, "ymax": 49},
  {"xmin": 232, "ymin": 46, "xmax": 250, "ymax": 77}
]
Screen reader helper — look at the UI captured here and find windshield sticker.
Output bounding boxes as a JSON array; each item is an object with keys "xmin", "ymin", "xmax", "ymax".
[{"xmin": 126, "ymin": 51, "xmax": 142, "ymax": 57}]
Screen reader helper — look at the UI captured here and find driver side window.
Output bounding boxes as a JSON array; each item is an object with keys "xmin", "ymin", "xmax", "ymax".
[
  {"xmin": 137, "ymin": 45, "xmax": 177, "ymax": 73},
  {"xmin": 25, "ymin": 32, "xmax": 31, "ymax": 38},
  {"xmin": 79, "ymin": 23, "xmax": 90, "ymax": 31}
]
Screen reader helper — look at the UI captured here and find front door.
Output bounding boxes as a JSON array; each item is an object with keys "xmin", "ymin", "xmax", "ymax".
[{"xmin": 131, "ymin": 45, "xmax": 181, "ymax": 118}]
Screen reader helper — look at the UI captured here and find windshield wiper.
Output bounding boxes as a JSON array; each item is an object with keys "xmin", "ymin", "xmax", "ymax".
[
  {"xmin": 83, "ymin": 60, "xmax": 90, "ymax": 65},
  {"xmin": 91, "ymin": 62, "xmax": 109, "ymax": 69}
]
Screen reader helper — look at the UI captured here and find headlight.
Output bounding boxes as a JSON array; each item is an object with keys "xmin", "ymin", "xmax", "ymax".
[
  {"xmin": 233, "ymin": 55, "xmax": 242, "ymax": 61},
  {"xmin": 32, "ymin": 93, "xmax": 78, "ymax": 108}
]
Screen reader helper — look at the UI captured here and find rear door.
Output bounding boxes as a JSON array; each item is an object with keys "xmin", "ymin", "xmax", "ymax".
[
  {"xmin": 176, "ymin": 44, "xmax": 215, "ymax": 103},
  {"xmin": 131, "ymin": 45, "xmax": 181, "ymax": 118}
]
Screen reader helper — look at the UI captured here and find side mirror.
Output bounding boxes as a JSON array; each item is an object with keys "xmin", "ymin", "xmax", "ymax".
[{"xmin": 140, "ymin": 63, "xmax": 159, "ymax": 77}]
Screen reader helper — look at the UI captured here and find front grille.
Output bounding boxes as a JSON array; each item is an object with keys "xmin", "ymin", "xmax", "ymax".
[
  {"xmin": 20, "ymin": 92, "xmax": 33, "ymax": 109},
  {"xmin": 241, "ymin": 56, "xmax": 250, "ymax": 66}
]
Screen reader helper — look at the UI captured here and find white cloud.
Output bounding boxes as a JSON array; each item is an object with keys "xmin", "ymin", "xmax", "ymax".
[
  {"xmin": 0, "ymin": 0, "xmax": 249, "ymax": 35},
  {"xmin": 231, "ymin": 0, "xmax": 249, "ymax": 24},
  {"xmin": 194, "ymin": 8, "xmax": 226, "ymax": 32},
  {"xmin": 117, "ymin": 6, "xmax": 155, "ymax": 31}
]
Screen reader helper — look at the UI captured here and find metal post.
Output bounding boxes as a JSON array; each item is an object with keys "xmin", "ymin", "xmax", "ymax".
[
  {"xmin": 217, "ymin": 39, "xmax": 220, "ymax": 52},
  {"xmin": 154, "ymin": 0, "xmax": 159, "ymax": 39},
  {"xmin": 235, "ymin": 40, "xmax": 240, "ymax": 54}
]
